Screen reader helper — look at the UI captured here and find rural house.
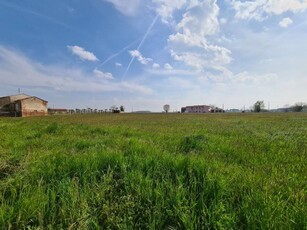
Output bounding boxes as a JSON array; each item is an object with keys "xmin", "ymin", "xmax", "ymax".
[{"xmin": 0, "ymin": 93, "xmax": 48, "ymax": 117}]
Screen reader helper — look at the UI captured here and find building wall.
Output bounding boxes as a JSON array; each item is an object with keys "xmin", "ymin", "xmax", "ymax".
[{"xmin": 20, "ymin": 97, "xmax": 48, "ymax": 117}]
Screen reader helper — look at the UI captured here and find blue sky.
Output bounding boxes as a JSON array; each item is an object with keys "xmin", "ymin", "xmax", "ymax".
[{"xmin": 0, "ymin": 0, "xmax": 306, "ymax": 111}]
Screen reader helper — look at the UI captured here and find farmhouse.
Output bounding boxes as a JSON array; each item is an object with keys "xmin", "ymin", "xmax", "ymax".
[
  {"xmin": 0, "ymin": 93, "xmax": 48, "ymax": 117},
  {"xmin": 181, "ymin": 105, "xmax": 224, "ymax": 113}
]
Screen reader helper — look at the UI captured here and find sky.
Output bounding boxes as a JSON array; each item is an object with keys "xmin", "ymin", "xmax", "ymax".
[{"xmin": 0, "ymin": 0, "xmax": 307, "ymax": 111}]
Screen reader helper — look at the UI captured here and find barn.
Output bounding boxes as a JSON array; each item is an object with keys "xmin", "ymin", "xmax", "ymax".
[{"xmin": 0, "ymin": 94, "xmax": 48, "ymax": 117}]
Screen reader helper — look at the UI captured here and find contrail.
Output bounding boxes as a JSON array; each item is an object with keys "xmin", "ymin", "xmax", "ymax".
[
  {"xmin": 137, "ymin": 14, "xmax": 159, "ymax": 50},
  {"xmin": 100, "ymin": 39, "xmax": 139, "ymax": 66},
  {"xmin": 122, "ymin": 14, "xmax": 159, "ymax": 79}
]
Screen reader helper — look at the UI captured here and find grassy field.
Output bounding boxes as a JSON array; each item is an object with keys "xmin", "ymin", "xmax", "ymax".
[{"xmin": 0, "ymin": 113, "xmax": 306, "ymax": 229}]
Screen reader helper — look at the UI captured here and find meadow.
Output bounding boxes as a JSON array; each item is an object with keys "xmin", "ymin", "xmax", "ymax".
[{"xmin": 0, "ymin": 113, "xmax": 306, "ymax": 229}]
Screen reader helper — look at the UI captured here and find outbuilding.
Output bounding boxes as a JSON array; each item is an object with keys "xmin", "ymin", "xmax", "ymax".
[{"xmin": 0, "ymin": 94, "xmax": 48, "ymax": 117}]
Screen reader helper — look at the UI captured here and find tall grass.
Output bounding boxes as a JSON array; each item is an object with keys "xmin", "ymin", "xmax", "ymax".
[{"xmin": 0, "ymin": 113, "xmax": 306, "ymax": 229}]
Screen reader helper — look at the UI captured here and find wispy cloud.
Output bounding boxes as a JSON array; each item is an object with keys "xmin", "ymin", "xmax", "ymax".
[
  {"xmin": 0, "ymin": 46, "xmax": 152, "ymax": 94},
  {"xmin": 93, "ymin": 68, "xmax": 114, "ymax": 80},
  {"xmin": 0, "ymin": 1, "xmax": 73, "ymax": 29},
  {"xmin": 102, "ymin": 0, "xmax": 141, "ymax": 16},
  {"xmin": 67, "ymin": 45, "xmax": 99, "ymax": 61}
]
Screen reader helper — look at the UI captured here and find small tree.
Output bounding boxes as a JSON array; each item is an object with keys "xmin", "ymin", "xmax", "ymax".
[
  {"xmin": 253, "ymin": 101, "xmax": 265, "ymax": 112},
  {"xmin": 120, "ymin": 105, "xmax": 125, "ymax": 112}
]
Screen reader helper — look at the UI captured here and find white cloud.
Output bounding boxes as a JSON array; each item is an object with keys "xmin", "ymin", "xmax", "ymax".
[
  {"xmin": 177, "ymin": 0, "xmax": 220, "ymax": 37},
  {"xmin": 164, "ymin": 63, "xmax": 173, "ymax": 70},
  {"xmin": 115, "ymin": 62, "xmax": 122, "ymax": 67},
  {"xmin": 129, "ymin": 50, "xmax": 152, "ymax": 65},
  {"xmin": 279, "ymin": 17, "xmax": 293, "ymax": 27},
  {"xmin": 152, "ymin": 63, "xmax": 160, "ymax": 69},
  {"xmin": 230, "ymin": 0, "xmax": 307, "ymax": 21},
  {"xmin": 93, "ymin": 68, "xmax": 114, "ymax": 80},
  {"xmin": 67, "ymin": 45, "xmax": 98, "ymax": 61},
  {"xmin": 152, "ymin": 0, "xmax": 187, "ymax": 23},
  {"xmin": 167, "ymin": 0, "xmax": 232, "ymax": 75},
  {"xmin": 0, "ymin": 46, "xmax": 152, "ymax": 94}
]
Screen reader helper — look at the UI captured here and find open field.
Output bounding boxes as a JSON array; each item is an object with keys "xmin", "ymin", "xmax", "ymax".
[{"xmin": 0, "ymin": 113, "xmax": 306, "ymax": 229}]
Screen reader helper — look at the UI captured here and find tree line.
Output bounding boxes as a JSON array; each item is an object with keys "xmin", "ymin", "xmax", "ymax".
[{"xmin": 253, "ymin": 101, "xmax": 306, "ymax": 112}]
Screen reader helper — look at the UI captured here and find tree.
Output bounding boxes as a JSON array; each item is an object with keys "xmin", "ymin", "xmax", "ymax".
[
  {"xmin": 253, "ymin": 101, "xmax": 265, "ymax": 112},
  {"xmin": 291, "ymin": 102, "xmax": 305, "ymax": 112},
  {"xmin": 120, "ymin": 105, "xmax": 125, "ymax": 112},
  {"xmin": 163, "ymin": 104, "xmax": 170, "ymax": 113},
  {"xmin": 110, "ymin": 105, "xmax": 116, "ymax": 112}
]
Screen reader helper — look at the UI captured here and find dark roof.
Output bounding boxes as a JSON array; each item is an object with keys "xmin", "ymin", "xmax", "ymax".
[{"xmin": 48, "ymin": 108, "xmax": 67, "ymax": 111}]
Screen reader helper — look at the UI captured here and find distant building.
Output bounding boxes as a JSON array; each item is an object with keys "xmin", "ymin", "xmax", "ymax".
[
  {"xmin": 48, "ymin": 108, "xmax": 68, "ymax": 115},
  {"xmin": 181, "ymin": 105, "xmax": 224, "ymax": 113},
  {"xmin": 226, "ymin": 109, "xmax": 241, "ymax": 113},
  {"xmin": 0, "ymin": 93, "xmax": 48, "ymax": 117}
]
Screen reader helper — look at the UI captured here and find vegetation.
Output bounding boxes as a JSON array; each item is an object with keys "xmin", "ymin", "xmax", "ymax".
[
  {"xmin": 253, "ymin": 101, "xmax": 265, "ymax": 112},
  {"xmin": 291, "ymin": 102, "xmax": 305, "ymax": 112},
  {"xmin": 0, "ymin": 113, "xmax": 306, "ymax": 229}
]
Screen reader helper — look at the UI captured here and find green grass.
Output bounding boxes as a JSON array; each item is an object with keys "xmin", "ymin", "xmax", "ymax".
[{"xmin": 0, "ymin": 113, "xmax": 306, "ymax": 229}]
